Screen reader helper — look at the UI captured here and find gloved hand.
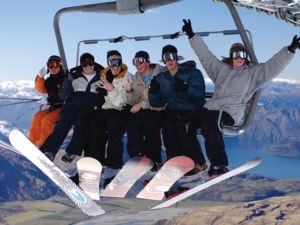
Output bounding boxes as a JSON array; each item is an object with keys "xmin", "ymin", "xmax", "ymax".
[
  {"xmin": 174, "ymin": 77, "xmax": 188, "ymax": 92},
  {"xmin": 182, "ymin": 19, "xmax": 195, "ymax": 39},
  {"xmin": 39, "ymin": 97, "xmax": 48, "ymax": 105},
  {"xmin": 38, "ymin": 66, "xmax": 47, "ymax": 77},
  {"xmin": 288, "ymin": 35, "xmax": 300, "ymax": 53},
  {"xmin": 149, "ymin": 77, "xmax": 160, "ymax": 94}
]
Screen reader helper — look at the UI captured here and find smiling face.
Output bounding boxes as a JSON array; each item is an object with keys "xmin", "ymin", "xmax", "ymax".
[{"xmin": 232, "ymin": 57, "xmax": 246, "ymax": 69}]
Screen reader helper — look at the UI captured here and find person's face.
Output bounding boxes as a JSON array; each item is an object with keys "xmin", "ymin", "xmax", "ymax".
[
  {"xmin": 232, "ymin": 58, "xmax": 246, "ymax": 69},
  {"xmin": 81, "ymin": 59, "xmax": 95, "ymax": 75},
  {"xmin": 133, "ymin": 57, "xmax": 149, "ymax": 75},
  {"xmin": 110, "ymin": 65, "xmax": 121, "ymax": 75},
  {"xmin": 47, "ymin": 60, "xmax": 61, "ymax": 75},
  {"xmin": 166, "ymin": 59, "xmax": 178, "ymax": 73},
  {"xmin": 231, "ymin": 50, "xmax": 247, "ymax": 69}
]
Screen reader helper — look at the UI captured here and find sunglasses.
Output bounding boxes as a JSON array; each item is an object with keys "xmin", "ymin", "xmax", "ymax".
[
  {"xmin": 231, "ymin": 51, "xmax": 247, "ymax": 59},
  {"xmin": 162, "ymin": 52, "xmax": 178, "ymax": 63},
  {"xmin": 81, "ymin": 61, "xmax": 95, "ymax": 67},
  {"xmin": 47, "ymin": 60, "xmax": 62, "ymax": 69},
  {"xmin": 108, "ymin": 59, "xmax": 122, "ymax": 67},
  {"xmin": 133, "ymin": 57, "xmax": 146, "ymax": 66}
]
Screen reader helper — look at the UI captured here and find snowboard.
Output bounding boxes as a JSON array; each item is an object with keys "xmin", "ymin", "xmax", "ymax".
[
  {"xmin": 136, "ymin": 156, "xmax": 195, "ymax": 200},
  {"xmin": 77, "ymin": 157, "xmax": 102, "ymax": 200},
  {"xmin": 100, "ymin": 156, "xmax": 153, "ymax": 198},
  {"xmin": 8, "ymin": 129, "xmax": 105, "ymax": 216},
  {"xmin": 151, "ymin": 157, "xmax": 262, "ymax": 209}
]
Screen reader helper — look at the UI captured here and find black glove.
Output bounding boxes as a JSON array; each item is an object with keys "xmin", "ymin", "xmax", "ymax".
[
  {"xmin": 149, "ymin": 78, "xmax": 160, "ymax": 94},
  {"xmin": 174, "ymin": 77, "xmax": 188, "ymax": 92},
  {"xmin": 182, "ymin": 19, "xmax": 195, "ymax": 39},
  {"xmin": 288, "ymin": 35, "xmax": 300, "ymax": 53}
]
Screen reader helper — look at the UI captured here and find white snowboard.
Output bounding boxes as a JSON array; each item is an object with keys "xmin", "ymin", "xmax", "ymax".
[{"xmin": 77, "ymin": 157, "xmax": 102, "ymax": 200}]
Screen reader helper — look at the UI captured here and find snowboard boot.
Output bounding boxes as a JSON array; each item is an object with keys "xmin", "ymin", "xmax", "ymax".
[
  {"xmin": 62, "ymin": 153, "xmax": 77, "ymax": 163},
  {"xmin": 164, "ymin": 185, "xmax": 191, "ymax": 199},
  {"xmin": 208, "ymin": 165, "xmax": 229, "ymax": 179},
  {"xmin": 44, "ymin": 151, "xmax": 55, "ymax": 161},
  {"xmin": 185, "ymin": 163, "xmax": 207, "ymax": 176}
]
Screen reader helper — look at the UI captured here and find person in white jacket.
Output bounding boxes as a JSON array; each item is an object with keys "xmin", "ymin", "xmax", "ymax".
[
  {"xmin": 182, "ymin": 19, "xmax": 299, "ymax": 178},
  {"xmin": 89, "ymin": 50, "xmax": 133, "ymax": 170},
  {"xmin": 126, "ymin": 51, "xmax": 164, "ymax": 170}
]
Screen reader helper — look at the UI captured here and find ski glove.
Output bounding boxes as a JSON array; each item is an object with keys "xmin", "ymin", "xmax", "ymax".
[
  {"xmin": 174, "ymin": 77, "xmax": 188, "ymax": 92},
  {"xmin": 182, "ymin": 19, "xmax": 195, "ymax": 39},
  {"xmin": 288, "ymin": 35, "xmax": 300, "ymax": 53},
  {"xmin": 149, "ymin": 77, "xmax": 160, "ymax": 94},
  {"xmin": 38, "ymin": 66, "xmax": 47, "ymax": 77}
]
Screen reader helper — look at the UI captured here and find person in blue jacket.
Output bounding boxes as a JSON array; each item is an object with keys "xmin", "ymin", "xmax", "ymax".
[{"xmin": 148, "ymin": 44, "xmax": 207, "ymax": 175}]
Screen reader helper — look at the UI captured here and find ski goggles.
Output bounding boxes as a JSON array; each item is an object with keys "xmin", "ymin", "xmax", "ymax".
[
  {"xmin": 231, "ymin": 50, "xmax": 247, "ymax": 59},
  {"xmin": 162, "ymin": 52, "xmax": 178, "ymax": 63},
  {"xmin": 47, "ymin": 60, "xmax": 62, "ymax": 69},
  {"xmin": 81, "ymin": 60, "xmax": 95, "ymax": 67},
  {"xmin": 132, "ymin": 57, "xmax": 147, "ymax": 66},
  {"xmin": 108, "ymin": 58, "xmax": 122, "ymax": 67}
]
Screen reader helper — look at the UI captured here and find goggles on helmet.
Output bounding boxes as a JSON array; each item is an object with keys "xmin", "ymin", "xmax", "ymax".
[
  {"xmin": 162, "ymin": 52, "xmax": 178, "ymax": 63},
  {"xmin": 108, "ymin": 59, "xmax": 122, "ymax": 67},
  {"xmin": 231, "ymin": 50, "xmax": 247, "ymax": 59},
  {"xmin": 47, "ymin": 60, "xmax": 62, "ymax": 69},
  {"xmin": 133, "ymin": 57, "xmax": 147, "ymax": 66}
]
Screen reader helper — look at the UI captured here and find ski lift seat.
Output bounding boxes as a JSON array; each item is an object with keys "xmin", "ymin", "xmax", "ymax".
[{"xmin": 217, "ymin": 90, "xmax": 261, "ymax": 136}]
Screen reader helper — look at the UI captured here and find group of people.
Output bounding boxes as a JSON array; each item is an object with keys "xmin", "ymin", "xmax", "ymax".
[{"xmin": 28, "ymin": 19, "xmax": 300, "ymax": 179}]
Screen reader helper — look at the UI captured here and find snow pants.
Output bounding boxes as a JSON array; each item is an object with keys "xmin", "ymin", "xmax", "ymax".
[
  {"xmin": 127, "ymin": 109, "xmax": 164, "ymax": 164},
  {"xmin": 90, "ymin": 109, "xmax": 129, "ymax": 169},
  {"xmin": 162, "ymin": 110, "xmax": 206, "ymax": 165},
  {"xmin": 28, "ymin": 107, "xmax": 61, "ymax": 148}
]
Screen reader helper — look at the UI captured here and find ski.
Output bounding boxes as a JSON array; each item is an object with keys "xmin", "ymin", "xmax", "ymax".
[
  {"xmin": 9, "ymin": 129, "xmax": 105, "ymax": 216},
  {"xmin": 151, "ymin": 157, "xmax": 262, "ymax": 209},
  {"xmin": 100, "ymin": 156, "xmax": 153, "ymax": 198},
  {"xmin": 137, "ymin": 156, "xmax": 194, "ymax": 200}
]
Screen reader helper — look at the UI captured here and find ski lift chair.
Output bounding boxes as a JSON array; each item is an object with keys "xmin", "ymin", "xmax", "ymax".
[{"xmin": 217, "ymin": 90, "xmax": 261, "ymax": 136}]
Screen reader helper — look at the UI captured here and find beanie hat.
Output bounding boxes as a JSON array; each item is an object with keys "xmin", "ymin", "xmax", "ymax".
[
  {"xmin": 107, "ymin": 50, "xmax": 122, "ymax": 60},
  {"xmin": 134, "ymin": 51, "xmax": 150, "ymax": 62},
  {"xmin": 80, "ymin": 53, "xmax": 94, "ymax": 65},
  {"xmin": 161, "ymin": 44, "xmax": 184, "ymax": 62},
  {"xmin": 229, "ymin": 43, "xmax": 247, "ymax": 55},
  {"xmin": 162, "ymin": 45, "xmax": 177, "ymax": 55},
  {"xmin": 47, "ymin": 55, "xmax": 61, "ymax": 63}
]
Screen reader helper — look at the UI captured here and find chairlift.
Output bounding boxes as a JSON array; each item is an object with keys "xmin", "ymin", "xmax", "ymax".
[{"xmin": 53, "ymin": 0, "xmax": 262, "ymax": 136}]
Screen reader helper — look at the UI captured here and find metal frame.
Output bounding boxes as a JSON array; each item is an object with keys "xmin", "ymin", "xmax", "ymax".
[
  {"xmin": 53, "ymin": 0, "xmax": 261, "ymax": 136},
  {"xmin": 75, "ymin": 29, "xmax": 253, "ymax": 66}
]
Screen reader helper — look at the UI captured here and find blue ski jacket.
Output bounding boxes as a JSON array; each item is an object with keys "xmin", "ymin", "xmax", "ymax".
[{"xmin": 148, "ymin": 61, "xmax": 205, "ymax": 111}]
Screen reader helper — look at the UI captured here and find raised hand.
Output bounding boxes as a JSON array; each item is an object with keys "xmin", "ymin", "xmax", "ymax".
[
  {"xmin": 38, "ymin": 66, "xmax": 47, "ymax": 77},
  {"xmin": 288, "ymin": 35, "xmax": 300, "ymax": 53},
  {"xmin": 182, "ymin": 19, "xmax": 195, "ymax": 39}
]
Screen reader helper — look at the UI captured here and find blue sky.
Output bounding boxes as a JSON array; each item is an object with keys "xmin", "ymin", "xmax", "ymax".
[{"xmin": 0, "ymin": 0, "xmax": 299, "ymax": 81}]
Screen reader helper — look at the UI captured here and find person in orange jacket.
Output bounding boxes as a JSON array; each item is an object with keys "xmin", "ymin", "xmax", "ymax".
[{"xmin": 28, "ymin": 55, "xmax": 67, "ymax": 147}]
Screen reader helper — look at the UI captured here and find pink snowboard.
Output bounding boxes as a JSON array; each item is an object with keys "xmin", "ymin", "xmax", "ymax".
[{"xmin": 136, "ymin": 156, "xmax": 194, "ymax": 200}]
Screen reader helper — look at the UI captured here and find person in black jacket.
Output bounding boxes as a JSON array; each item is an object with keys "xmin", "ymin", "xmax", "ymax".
[
  {"xmin": 148, "ymin": 45, "xmax": 207, "ymax": 175},
  {"xmin": 28, "ymin": 55, "xmax": 66, "ymax": 147},
  {"xmin": 40, "ymin": 53, "xmax": 105, "ymax": 161}
]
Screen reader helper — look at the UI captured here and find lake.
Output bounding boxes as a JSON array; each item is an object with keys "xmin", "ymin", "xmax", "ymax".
[{"xmin": 225, "ymin": 139, "xmax": 300, "ymax": 179}]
